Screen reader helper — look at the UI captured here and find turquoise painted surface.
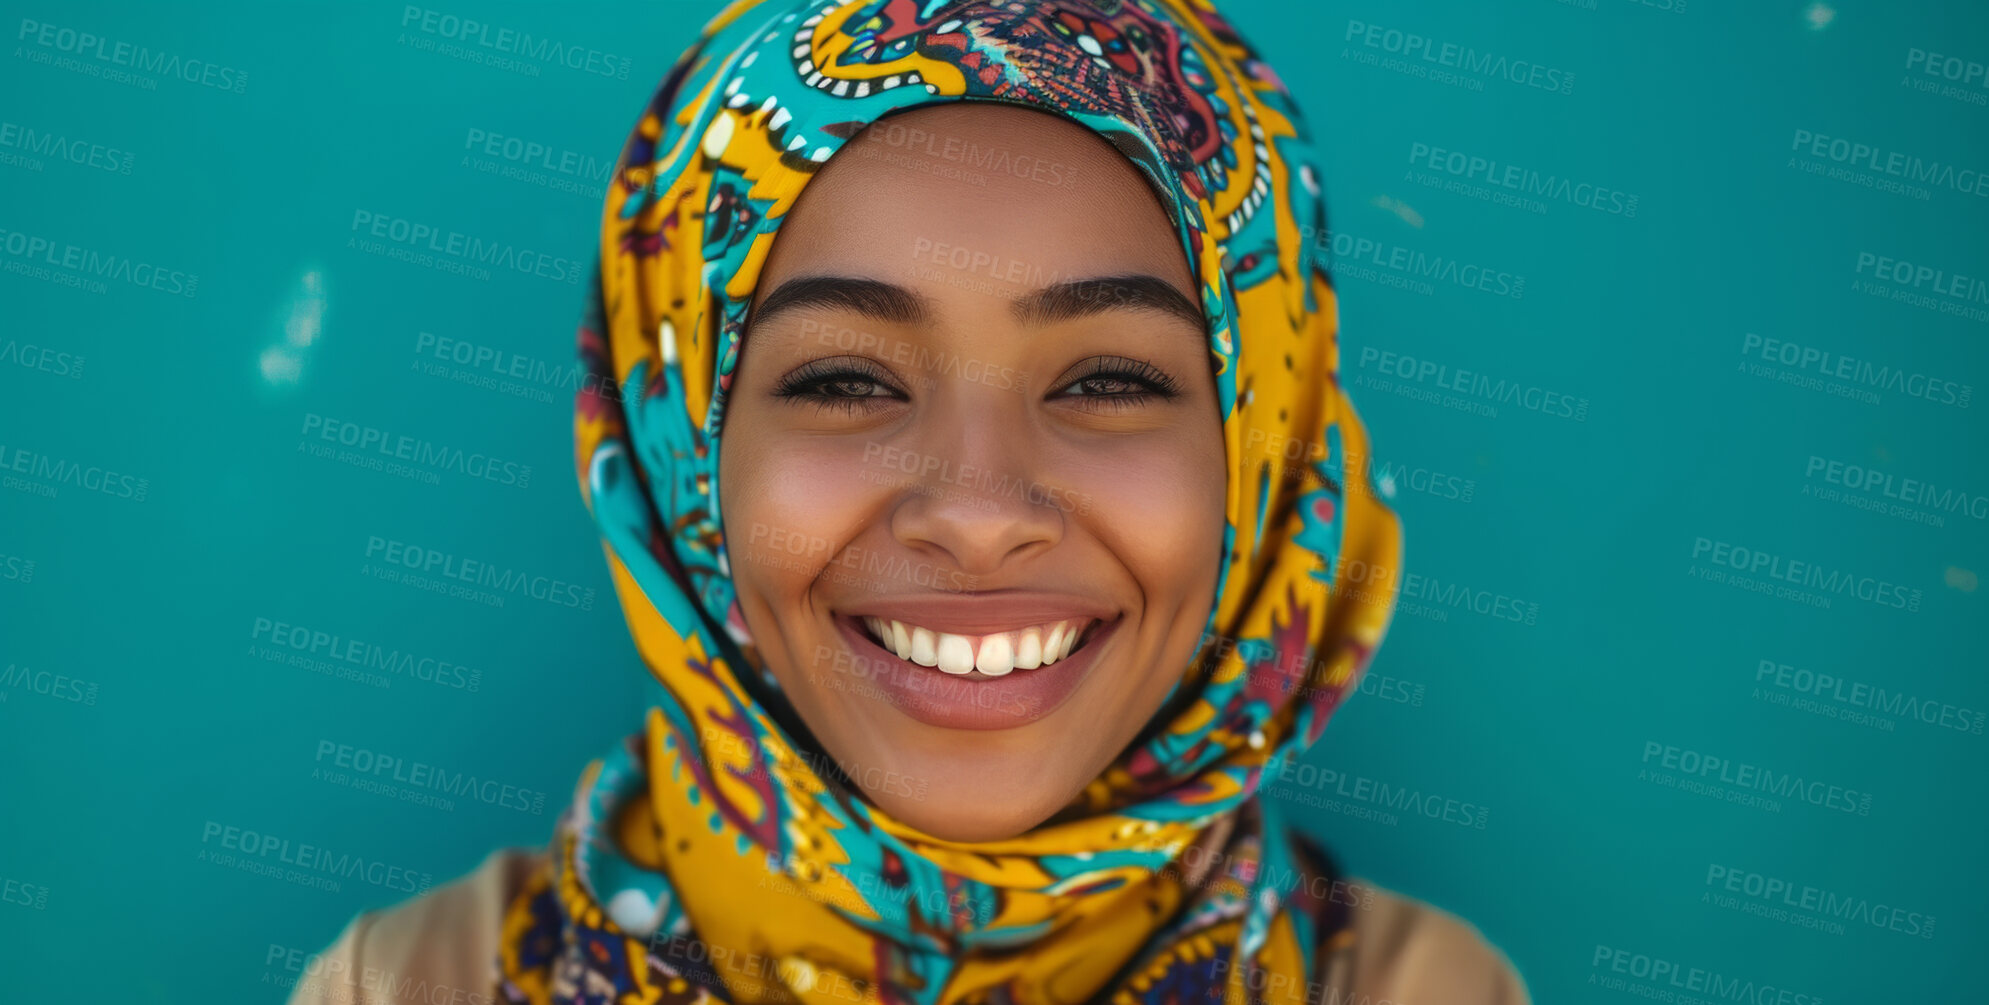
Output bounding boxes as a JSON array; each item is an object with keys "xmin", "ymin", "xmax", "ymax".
[{"xmin": 1, "ymin": 1, "xmax": 1983, "ymax": 1000}]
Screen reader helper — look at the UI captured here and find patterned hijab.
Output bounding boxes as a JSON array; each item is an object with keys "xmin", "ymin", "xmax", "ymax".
[{"xmin": 499, "ymin": 0, "xmax": 1403, "ymax": 1002}]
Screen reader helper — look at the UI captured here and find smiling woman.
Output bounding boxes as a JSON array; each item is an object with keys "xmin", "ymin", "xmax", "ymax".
[
  {"xmin": 292, "ymin": 1, "xmax": 1527, "ymax": 1003},
  {"xmin": 717, "ymin": 103, "xmax": 1230, "ymax": 843}
]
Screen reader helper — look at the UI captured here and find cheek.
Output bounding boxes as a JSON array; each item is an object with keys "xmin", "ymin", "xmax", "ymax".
[
  {"xmin": 1068, "ymin": 427, "xmax": 1227, "ymax": 596},
  {"xmin": 721, "ymin": 432, "xmax": 887, "ymax": 598}
]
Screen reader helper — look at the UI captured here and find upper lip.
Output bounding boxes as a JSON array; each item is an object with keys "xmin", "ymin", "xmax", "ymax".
[{"xmin": 838, "ymin": 591, "xmax": 1118, "ymax": 635}]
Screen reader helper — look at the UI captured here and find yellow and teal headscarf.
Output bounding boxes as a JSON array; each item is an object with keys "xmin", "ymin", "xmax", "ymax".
[{"xmin": 499, "ymin": 0, "xmax": 1403, "ymax": 1001}]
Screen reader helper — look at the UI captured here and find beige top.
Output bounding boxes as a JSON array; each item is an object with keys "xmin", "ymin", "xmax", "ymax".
[{"xmin": 286, "ymin": 848, "xmax": 1529, "ymax": 1005}]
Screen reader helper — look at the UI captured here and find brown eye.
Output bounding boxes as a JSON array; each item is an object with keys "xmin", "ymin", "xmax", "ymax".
[
  {"xmin": 1067, "ymin": 375, "xmax": 1144, "ymax": 396},
  {"xmin": 820, "ymin": 377, "xmax": 886, "ymax": 398},
  {"xmin": 1050, "ymin": 356, "xmax": 1182, "ymax": 408},
  {"xmin": 772, "ymin": 356, "xmax": 906, "ymax": 416}
]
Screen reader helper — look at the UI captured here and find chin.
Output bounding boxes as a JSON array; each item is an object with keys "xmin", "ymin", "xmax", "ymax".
[{"xmin": 865, "ymin": 779, "xmax": 1069, "ymax": 843}]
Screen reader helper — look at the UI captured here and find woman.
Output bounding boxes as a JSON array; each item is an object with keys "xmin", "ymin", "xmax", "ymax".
[{"xmin": 295, "ymin": 0, "xmax": 1528, "ymax": 1002}]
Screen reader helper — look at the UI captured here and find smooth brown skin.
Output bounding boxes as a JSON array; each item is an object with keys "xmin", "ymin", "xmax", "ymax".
[{"xmin": 717, "ymin": 104, "xmax": 1227, "ymax": 842}]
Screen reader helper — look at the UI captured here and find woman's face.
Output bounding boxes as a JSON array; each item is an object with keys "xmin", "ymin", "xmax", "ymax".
[{"xmin": 718, "ymin": 104, "xmax": 1226, "ymax": 842}]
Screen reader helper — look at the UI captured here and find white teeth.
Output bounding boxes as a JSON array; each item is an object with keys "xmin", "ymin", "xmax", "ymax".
[
  {"xmin": 976, "ymin": 634, "xmax": 1014, "ymax": 677},
  {"xmin": 1041, "ymin": 623, "xmax": 1067, "ymax": 665},
  {"xmin": 935, "ymin": 633, "xmax": 975, "ymax": 675},
  {"xmin": 1014, "ymin": 627, "xmax": 1042, "ymax": 670},
  {"xmin": 857, "ymin": 617, "xmax": 1098, "ymax": 674}
]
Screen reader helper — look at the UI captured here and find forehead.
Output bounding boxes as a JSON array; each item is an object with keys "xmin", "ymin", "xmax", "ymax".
[{"xmin": 753, "ymin": 103, "xmax": 1196, "ymax": 306}]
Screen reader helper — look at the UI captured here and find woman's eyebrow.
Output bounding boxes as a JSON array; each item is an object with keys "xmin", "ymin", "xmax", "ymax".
[
  {"xmin": 749, "ymin": 273, "xmax": 1205, "ymax": 335},
  {"xmin": 1010, "ymin": 275, "xmax": 1205, "ymax": 333},
  {"xmin": 752, "ymin": 276, "xmax": 936, "ymax": 330}
]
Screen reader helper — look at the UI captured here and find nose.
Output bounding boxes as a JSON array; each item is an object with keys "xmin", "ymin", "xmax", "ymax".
[{"xmin": 887, "ymin": 402, "xmax": 1064, "ymax": 577}]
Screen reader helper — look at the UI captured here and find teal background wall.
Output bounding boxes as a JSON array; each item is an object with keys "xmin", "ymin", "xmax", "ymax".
[{"xmin": 3, "ymin": 0, "xmax": 1985, "ymax": 1000}]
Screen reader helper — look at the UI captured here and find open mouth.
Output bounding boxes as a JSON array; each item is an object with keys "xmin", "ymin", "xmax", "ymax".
[{"xmin": 855, "ymin": 616, "xmax": 1104, "ymax": 677}]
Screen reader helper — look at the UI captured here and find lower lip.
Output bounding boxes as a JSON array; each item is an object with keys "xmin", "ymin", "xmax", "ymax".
[{"xmin": 828, "ymin": 615, "xmax": 1119, "ymax": 731}]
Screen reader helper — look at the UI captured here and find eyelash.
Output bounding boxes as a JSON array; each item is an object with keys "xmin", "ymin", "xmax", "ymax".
[
  {"xmin": 770, "ymin": 355, "xmax": 1181, "ymax": 415},
  {"xmin": 771, "ymin": 357, "xmax": 903, "ymax": 416},
  {"xmin": 1055, "ymin": 356, "xmax": 1182, "ymax": 411}
]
